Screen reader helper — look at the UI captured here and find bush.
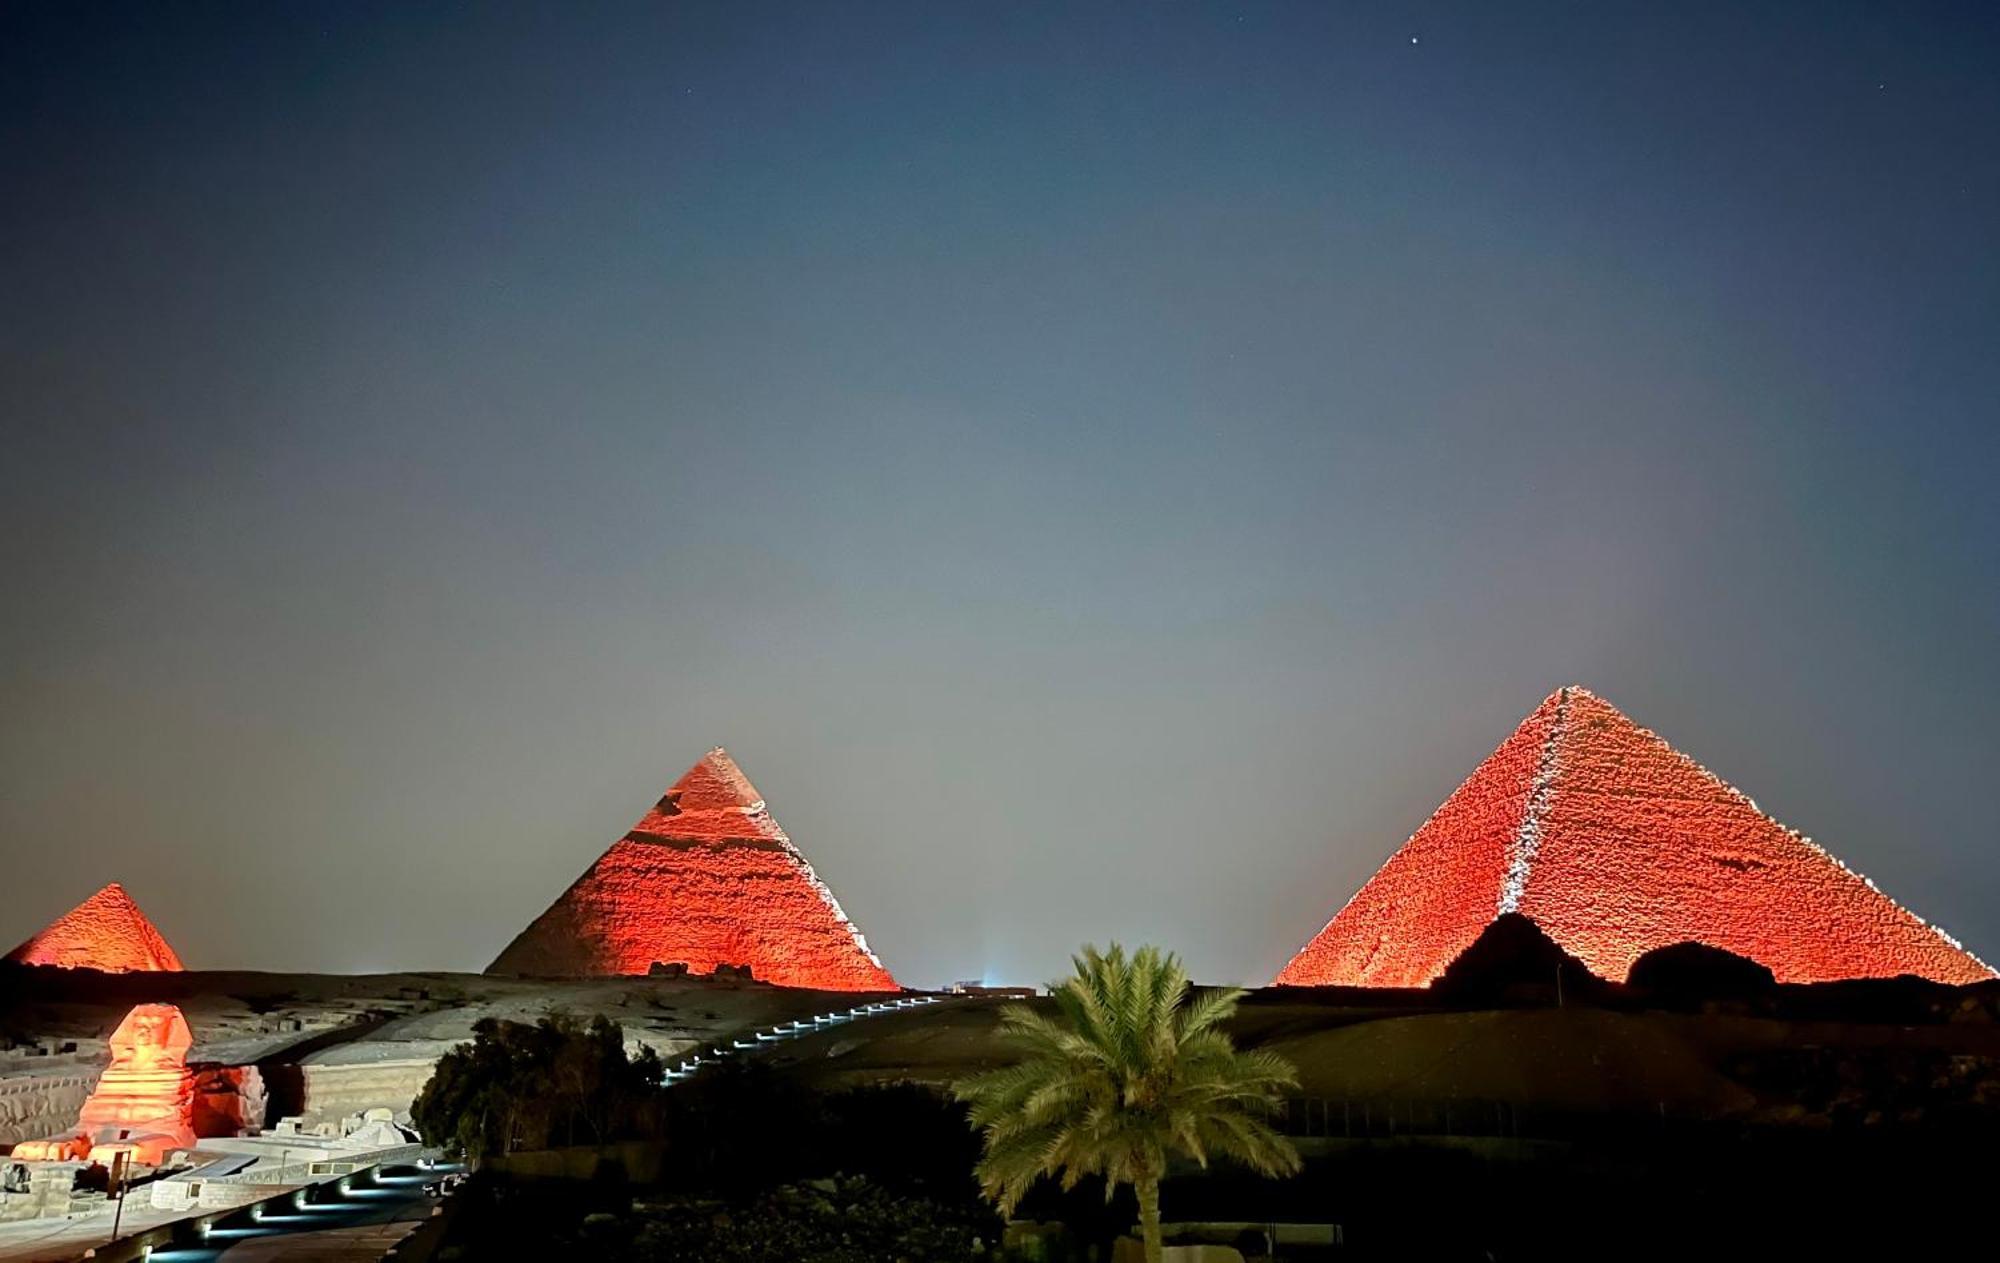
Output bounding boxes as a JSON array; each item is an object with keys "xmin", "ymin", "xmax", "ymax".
[
  {"xmin": 628, "ymin": 1175, "xmax": 999, "ymax": 1262},
  {"xmin": 411, "ymin": 1014, "xmax": 668, "ymax": 1157}
]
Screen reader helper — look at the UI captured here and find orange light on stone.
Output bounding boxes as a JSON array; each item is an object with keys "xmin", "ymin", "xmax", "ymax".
[
  {"xmin": 13, "ymin": 1004, "xmax": 198, "ymax": 1167},
  {"xmin": 487, "ymin": 749, "xmax": 898, "ymax": 990},
  {"xmin": 3, "ymin": 882, "xmax": 183, "ymax": 973},
  {"xmin": 1276, "ymin": 686, "xmax": 1994, "ymax": 988}
]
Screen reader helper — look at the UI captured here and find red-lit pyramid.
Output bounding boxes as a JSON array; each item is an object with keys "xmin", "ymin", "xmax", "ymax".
[
  {"xmin": 1276, "ymin": 686, "xmax": 1993, "ymax": 988},
  {"xmin": 6, "ymin": 882, "xmax": 184, "ymax": 973},
  {"xmin": 487, "ymin": 749, "xmax": 897, "ymax": 990}
]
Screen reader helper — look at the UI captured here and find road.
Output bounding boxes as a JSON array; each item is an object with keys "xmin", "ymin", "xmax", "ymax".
[
  {"xmin": 144, "ymin": 1165, "xmax": 448, "ymax": 1263},
  {"xmin": 0, "ymin": 1198, "xmax": 195, "ymax": 1263}
]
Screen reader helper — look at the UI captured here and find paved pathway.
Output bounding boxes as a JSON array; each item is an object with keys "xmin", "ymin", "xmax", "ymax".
[
  {"xmin": 101, "ymin": 1165, "xmax": 445, "ymax": 1263},
  {"xmin": 209, "ymin": 1217, "xmax": 430, "ymax": 1262},
  {"xmin": 0, "ymin": 1200, "xmax": 191, "ymax": 1263}
]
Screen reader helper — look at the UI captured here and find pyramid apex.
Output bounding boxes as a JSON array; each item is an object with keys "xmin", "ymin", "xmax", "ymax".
[
  {"xmin": 1540, "ymin": 682, "xmax": 1605, "ymax": 704},
  {"xmin": 1518, "ymin": 684, "xmax": 1578, "ymax": 715},
  {"xmin": 666, "ymin": 747, "xmax": 766, "ymax": 814},
  {"xmin": 1562, "ymin": 682, "xmax": 1618, "ymax": 703},
  {"xmin": 1523, "ymin": 684, "xmax": 1636, "ymax": 727}
]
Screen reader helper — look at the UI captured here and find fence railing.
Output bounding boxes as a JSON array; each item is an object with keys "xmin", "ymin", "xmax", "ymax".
[
  {"xmin": 1273, "ymin": 1095, "xmax": 1697, "ymax": 1141},
  {"xmin": 661, "ymin": 995, "xmax": 949, "ymax": 1085}
]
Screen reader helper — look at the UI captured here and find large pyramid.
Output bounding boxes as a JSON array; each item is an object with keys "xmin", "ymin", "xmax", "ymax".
[
  {"xmin": 6, "ymin": 883, "xmax": 184, "ymax": 973},
  {"xmin": 1276, "ymin": 686, "xmax": 1992, "ymax": 988},
  {"xmin": 487, "ymin": 749, "xmax": 897, "ymax": 990}
]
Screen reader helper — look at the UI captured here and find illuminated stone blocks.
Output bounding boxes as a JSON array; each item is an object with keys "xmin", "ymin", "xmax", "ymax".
[
  {"xmin": 4, "ymin": 882, "xmax": 183, "ymax": 973},
  {"xmin": 1276, "ymin": 686, "xmax": 1993, "ymax": 988},
  {"xmin": 487, "ymin": 749, "xmax": 898, "ymax": 990}
]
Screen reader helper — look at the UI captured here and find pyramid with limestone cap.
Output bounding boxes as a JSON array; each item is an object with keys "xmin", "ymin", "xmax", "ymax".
[
  {"xmin": 6, "ymin": 882, "xmax": 184, "ymax": 973},
  {"xmin": 487, "ymin": 749, "xmax": 897, "ymax": 990},
  {"xmin": 1275, "ymin": 686, "xmax": 1993, "ymax": 988}
]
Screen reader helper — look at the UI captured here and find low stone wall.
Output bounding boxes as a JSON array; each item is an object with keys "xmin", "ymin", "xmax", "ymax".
[
  {"xmin": 0, "ymin": 1161, "xmax": 89, "ymax": 1222},
  {"xmin": 0, "ymin": 1071, "xmax": 94, "ymax": 1146},
  {"xmin": 145, "ymin": 1144, "xmax": 422, "ymax": 1211},
  {"xmin": 146, "ymin": 1178, "xmax": 274, "ymax": 1213},
  {"xmin": 299, "ymin": 1059, "xmax": 439, "ymax": 1125}
]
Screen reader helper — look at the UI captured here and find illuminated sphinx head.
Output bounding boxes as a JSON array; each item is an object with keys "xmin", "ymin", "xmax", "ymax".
[{"xmin": 106, "ymin": 1003, "xmax": 193, "ymax": 1072}]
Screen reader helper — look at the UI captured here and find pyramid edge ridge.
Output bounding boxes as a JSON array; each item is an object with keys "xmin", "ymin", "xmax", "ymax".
[
  {"xmin": 1273, "ymin": 690, "xmax": 1561, "ymax": 984},
  {"xmin": 1547, "ymin": 687, "xmax": 1997, "ymax": 981}
]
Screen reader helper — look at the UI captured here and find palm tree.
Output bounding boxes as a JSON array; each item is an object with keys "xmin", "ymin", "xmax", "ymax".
[{"xmin": 953, "ymin": 943, "xmax": 1302, "ymax": 1263}]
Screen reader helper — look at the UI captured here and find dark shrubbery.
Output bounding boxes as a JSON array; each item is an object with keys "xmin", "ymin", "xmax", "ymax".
[
  {"xmin": 819, "ymin": 1079, "xmax": 988, "ymax": 1198},
  {"xmin": 1726, "ymin": 1044, "xmax": 2000, "ymax": 1129},
  {"xmin": 448, "ymin": 1173, "xmax": 1000, "ymax": 1263},
  {"xmin": 633, "ymin": 1175, "xmax": 997, "ymax": 1261},
  {"xmin": 436, "ymin": 1065, "xmax": 1006, "ymax": 1262},
  {"xmin": 411, "ymin": 1014, "xmax": 669, "ymax": 1157},
  {"xmin": 652, "ymin": 1059, "xmax": 988, "ymax": 1200}
]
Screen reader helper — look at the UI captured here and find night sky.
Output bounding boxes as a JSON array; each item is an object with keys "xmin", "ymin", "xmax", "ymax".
[{"xmin": 3, "ymin": 3, "xmax": 1997, "ymax": 987}]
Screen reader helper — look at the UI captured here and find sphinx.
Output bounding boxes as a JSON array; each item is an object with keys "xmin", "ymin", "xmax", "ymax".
[{"xmin": 13, "ymin": 1004, "xmax": 197, "ymax": 1167}]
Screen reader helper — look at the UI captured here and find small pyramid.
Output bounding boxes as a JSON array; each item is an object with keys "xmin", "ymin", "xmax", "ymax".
[
  {"xmin": 1276, "ymin": 687, "xmax": 1993, "ymax": 988},
  {"xmin": 6, "ymin": 883, "xmax": 184, "ymax": 973},
  {"xmin": 487, "ymin": 749, "xmax": 897, "ymax": 990}
]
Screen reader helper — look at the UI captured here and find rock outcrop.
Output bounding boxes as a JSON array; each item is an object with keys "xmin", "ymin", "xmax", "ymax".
[
  {"xmin": 1276, "ymin": 686, "xmax": 1993, "ymax": 988},
  {"xmin": 1429, "ymin": 911, "xmax": 1606, "ymax": 1005},
  {"xmin": 487, "ymin": 749, "xmax": 897, "ymax": 991},
  {"xmin": 4, "ymin": 883, "xmax": 183, "ymax": 973}
]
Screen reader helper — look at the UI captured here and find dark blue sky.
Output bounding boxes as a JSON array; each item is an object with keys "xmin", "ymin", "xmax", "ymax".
[{"xmin": 4, "ymin": 2, "xmax": 1997, "ymax": 985}]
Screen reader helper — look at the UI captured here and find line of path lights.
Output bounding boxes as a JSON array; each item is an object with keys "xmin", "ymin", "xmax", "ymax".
[
  {"xmin": 660, "ymin": 994, "xmax": 948, "ymax": 1085},
  {"xmin": 127, "ymin": 1163, "xmax": 454, "ymax": 1263}
]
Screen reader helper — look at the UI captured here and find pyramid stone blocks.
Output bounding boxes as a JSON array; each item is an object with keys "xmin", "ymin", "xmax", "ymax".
[
  {"xmin": 487, "ymin": 749, "xmax": 897, "ymax": 991},
  {"xmin": 5, "ymin": 883, "xmax": 183, "ymax": 973},
  {"xmin": 1277, "ymin": 687, "xmax": 1992, "ymax": 988}
]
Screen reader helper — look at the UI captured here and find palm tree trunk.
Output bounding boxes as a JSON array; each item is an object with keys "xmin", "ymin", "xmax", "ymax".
[{"xmin": 1136, "ymin": 1173, "xmax": 1163, "ymax": 1263}]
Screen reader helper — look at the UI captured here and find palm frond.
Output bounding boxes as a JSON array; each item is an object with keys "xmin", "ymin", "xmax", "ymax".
[
  {"xmin": 1175, "ymin": 985, "xmax": 1244, "ymax": 1042},
  {"xmin": 955, "ymin": 940, "xmax": 1304, "ymax": 1224}
]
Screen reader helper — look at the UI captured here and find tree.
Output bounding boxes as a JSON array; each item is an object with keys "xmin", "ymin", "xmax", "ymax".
[
  {"xmin": 412, "ymin": 1014, "xmax": 667, "ymax": 1158},
  {"xmin": 953, "ymin": 944, "xmax": 1301, "ymax": 1263}
]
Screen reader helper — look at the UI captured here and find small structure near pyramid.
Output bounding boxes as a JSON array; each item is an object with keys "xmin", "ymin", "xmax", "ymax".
[
  {"xmin": 1276, "ymin": 686, "xmax": 1993, "ymax": 988},
  {"xmin": 487, "ymin": 749, "xmax": 897, "ymax": 991},
  {"xmin": 4, "ymin": 882, "xmax": 183, "ymax": 973},
  {"xmin": 12, "ymin": 1004, "xmax": 197, "ymax": 1167}
]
